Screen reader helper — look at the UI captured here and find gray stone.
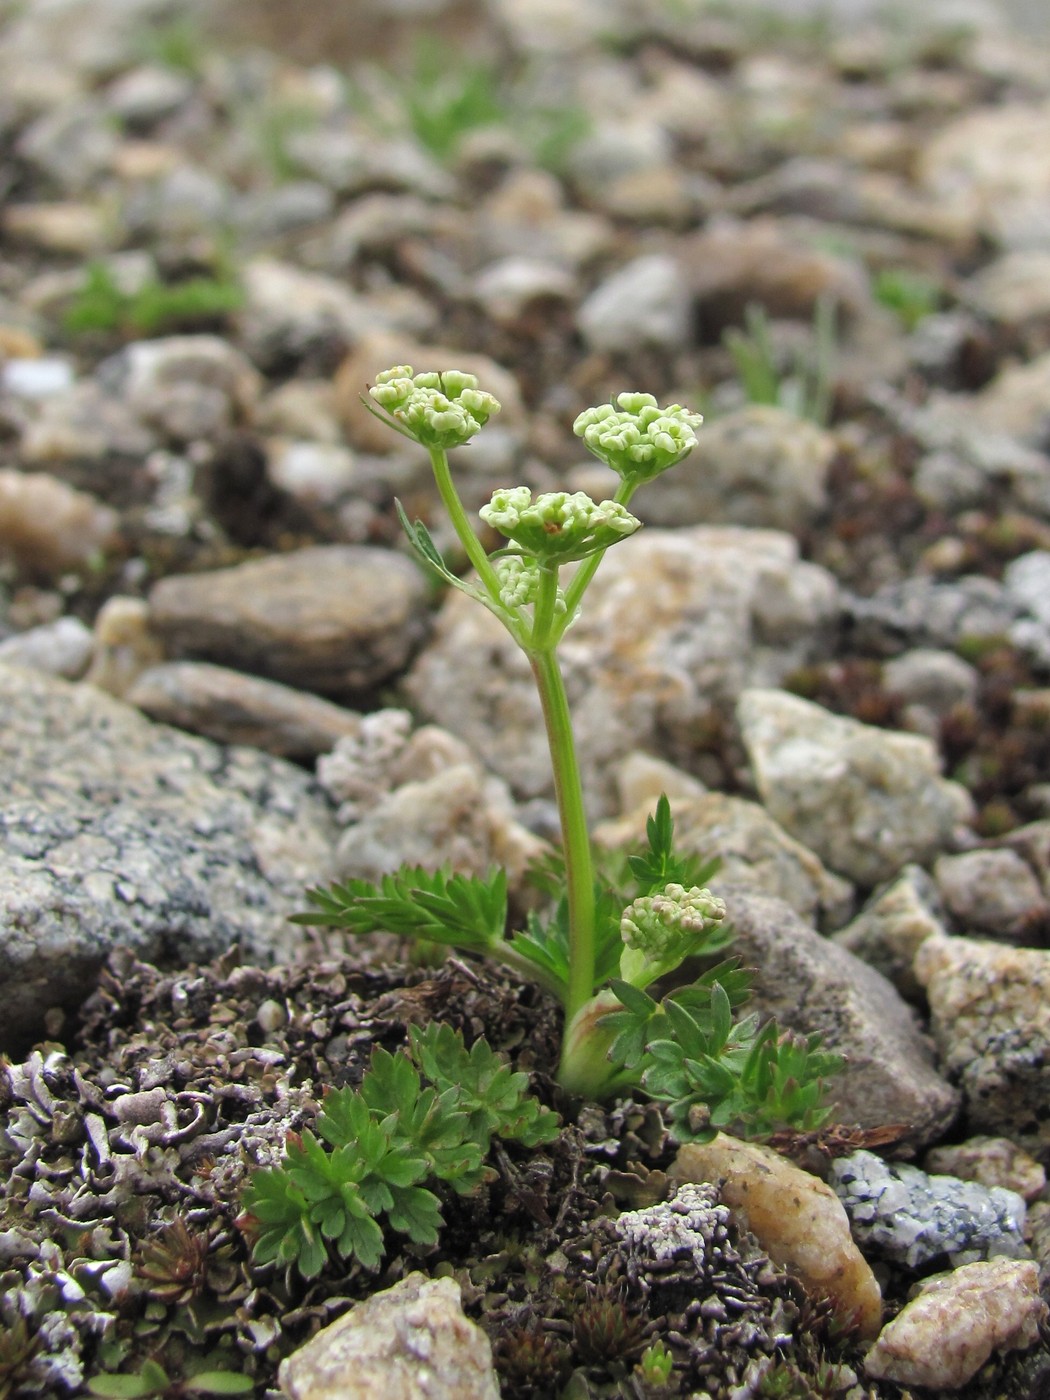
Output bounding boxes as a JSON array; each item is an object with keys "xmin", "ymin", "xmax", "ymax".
[
  {"xmin": 404, "ymin": 527, "xmax": 840, "ymax": 816},
  {"xmin": 95, "ymin": 335, "xmax": 261, "ymax": 426},
  {"xmin": 127, "ymin": 661, "xmax": 363, "ymax": 759},
  {"xmin": 924, "ymin": 1137, "xmax": 1046, "ymax": 1203},
  {"xmin": 842, "ymin": 575, "xmax": 1022, "ymax": 656},
  {"xmin": 16, "ymin": 99, "xmax": 117, "ymax": 192},
  {"xmin": 148, "ymin": 545, "xmax": 430, "ymax": 698},
  {"xmin": 234, "ymin": 182, "xmax": 336, "ymax": 242},
  {"xmin": 267, "ymin": 439, "xmax": 358, "ymax": 507},
  {"xmin": 104, "ymin": 64, "xmax": 194, "ymax": 125},
  {"xmin": 882, "ymin": 648, "xmax": 979, "ymax": 713},
  {"xmin": 963, "ymin": 250, "xmax": 1050, "ymax": 330},
  {"xmin": 737, "ymin": 688, "xmax": 972, "ymax": 886},
  {"xmin": 577, "ymin": 253, "xmax": 689, "ymax": 352},
  {"xmin": 0, "ymin": 664, "xmax": 335, "ymax": 1054},
  {"xmin": 1004, "ymin": 550, "xmax": 1050, "ymax": 627},
  {"xmin": 829, "ymin": 1150, "xmax": 1028, "ymax": 1269},
  {"xmin": 915, "ymin": 934, "xmax": 1050, "ymax": 1152},
  {"xmin": 0, "ymin": 616, "xmax": 93, "ymax": 679},
  {"xmin": 934, "ymin": 848, "xmax": 1048, "ymax": 939},
  {"xmin": 725, "ymin": 893, "xmax": 960, "ymax": 1149},
  {"xmin": 834, "ymin": 865, "xmax": 948, "ymax": 1000},
  {"xmin": 278, "ymin": 1272, "xmax": 500, "ymax": 1400}
]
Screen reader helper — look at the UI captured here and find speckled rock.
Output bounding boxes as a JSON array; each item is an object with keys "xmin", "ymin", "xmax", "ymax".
[
  {"xmin": 863, "ymin": 1258, "xmax": 1047, "ymax": 1390},
  {"xmin": 842, "ymin": 574, "xmax": 1025, "ymax": 656},
  {"xmin": 0, "ymin": 663, "xmax": 335, "ymax": 1054},
  {"xmin": 405, "ymin": 527, "xmax": 840, "ymax": 817},
  {"xmin": 882, "ymin": 647, "xmax": 979, "ymax": 739},
  {"xmin": 924, "ymin": 1136, "xmax": 1046, "ymax": 1203},
  {"xmin": 833, "ymin": 865, "xmax": 948, "ymax": 1000},
  {"xmin": 577, "ymin": 252, "xmax": 689, "ymax": 352},
  {"xmin": 148, "ymin": 545, "xmax": 430, "ymax": 698},
  {"xmin": 829, "ymin": 1149, "xmax": 1028, "ymax": 1269},
  {"xmin": 0, "ymin": 616, "xmax": 93, "ymax": 678},
  {"xmin": 0, "ymin": 469, "xmax": 121, "ymax": 577},
  {"xmin": 914, "ymin": 934, "xmax": 1050, "ymax": 1152},
  {"xmin": 738, "ymin": 687, "xmax": 973, "ymax": 886},
  {"xmin": 127, "ymin": 661, "xmax": 363, "ymax": 759},
  {"xmin": 278, "ymin": 1272, "xmax": 500, "ymax": 1400},
  {"xmin": 672, "ymin": 1135, "xmax": 882, "ymax": 1338},
  {"xmin": 595, "ymin": 792, "xmax": 854, "ymax": 932},
  {"xmin": 724, "ymin": 893, "xmax": 960, "ymax": 1147},
  {"xmin": 934, "ymin": 847, "xmax": 1048, "ymax": 939}
]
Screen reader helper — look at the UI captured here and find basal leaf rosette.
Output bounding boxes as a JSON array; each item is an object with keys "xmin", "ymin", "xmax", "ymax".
[
  {"xmin": 574, "ymin": 392, "xmax": 703, "ymax": 485},
  {"xmin": 480, "ymin": 487, "xmax": 641, "ymax": 563},
  {"xmin": 369, "ymin": 366, "xmax": 501, "ymax": 450},
  {"xmin": 619, "ymin": 882, "xmax": 728, "ymax": 989}
]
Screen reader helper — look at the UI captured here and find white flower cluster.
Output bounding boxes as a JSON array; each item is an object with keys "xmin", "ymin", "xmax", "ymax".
[
  {"xmin": 574, "ymin": 392, "xmax": 703, "ymax": 483},
  {"xmin": 493, "ymin": 556, "xmax": 567, "ymax": 615},
  {"xmin": 480, "ymin": 487, "xmax": 640, "ymax": 562},
  {"xmin": 369, "ymin": 366, "xmax": 500, "ymax": 449},
  {"xmin": 620, "ymin": 883, "xmax": 727, "ymax": 955}
]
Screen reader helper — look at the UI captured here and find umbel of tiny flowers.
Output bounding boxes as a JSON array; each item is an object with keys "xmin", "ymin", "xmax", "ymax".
[{"xmin": 574, "ymin": 392, "xmax": 704, "ymax": 489}]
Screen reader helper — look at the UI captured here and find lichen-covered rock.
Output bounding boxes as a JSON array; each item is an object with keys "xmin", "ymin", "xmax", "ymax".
[
  {"xmin": 724, "ymin": 893, "xmax": 959, "ymax": 1147},
  {"xmin": 914, "ymin": 934, "xmax": 1050, "ymax": 1152},
  {"xmin": 924, "ymin": 1136, "xmax": 1046, "ymax": 1203},
  {"xmin": 829, "ymin": 1149, "xmax": 1028, "ymax": 1269},
  {"xmin": 934, "ymin": 847, "xmax": 1048, "ymax": 939},
  {"xmin": 148, "ymin": 545, "xmax": 430, "ymax": 698},
  {"xmin": 833, "ymin": 865, "xmax": 948, "ymax": 1001},
  {"xmin": 672, "ymin": 1136, "xmax": 882, "ymax": 1338},
  {"xmin": 863, "ymin": 1259, "xmax": 1047, "ymax": 1390},
  {"xmin": 0, "ymin": 663, "xmax": 335, "ymax": 1053},
  {"xmin": 737, "ymin": 687, "xmax": 973, "ymax": 886},
  {"xmin": 278, "ymin": 1272, "xmax": 500, "ymax": 1400}
]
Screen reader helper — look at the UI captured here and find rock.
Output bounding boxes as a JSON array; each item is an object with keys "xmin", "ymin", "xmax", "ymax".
[
  {"xmin": 629, "ymin": 406, "xmax": 835, "ymax": 537},
  {"xmin": 934, "ymin": 848, "xmax": 1048, "ymax": 939},
  {"xmin": 724, "ymin": 893, "xmax": 960, "ymax": 1147},
  {"xmin": 266, "ymin": 439, "xmax": 358, "ymax": 508},
  {"xmin": 474, "ymin": 167, "xmax": 611, "ymax": 268},
  {"xmin": 611, "ymin": 751, "xmax": 708, "ymax": 816},
  {"xmin": 316, "ymin": 709, "xmax": 416, "ymax": 820},
  {"xmin": 405, "ymin": 527, "xmax": 839, "ymax": 816},
  {"xmin": 127, "ymin": 661, "xmax": 363, "ymax": 759},
  {"xmin": 95, "ymin": 334, "xmax": 261, "ymax": 430},
  {"xmin": 595, "ymin": 792, "xmax": 854, "ymax": 932},
  {"xmin": 672, "ymin": 1135, "xmax": 882, "ymax": 1338},
  {"xmin": 85, "ymin": 597, "xmax": 165, "ymax": 698},
  {"xmin": 470, "ymin": 257, "xmax": 575, "ymax": 327},
  {"xmin": 104, "ymin": 64, "xmax": 194, "ymax": 125},
  {"xmin": 0, "ymin": 616, "xmax": 93, "ymax": 679},
  {"xmin": 833, "ymin": 865, "xmax": 948, "ymax": 1000},
  {"xmin": 882, "ymin": 647, "xmax": 979, "ymax": 723},
  {"xmin": 954, "ymin": 349, "xmax": 1050, "ymax": 446},
  {"xmin": 918, "ymin": 99, "xmax": 1050, "ymax": 248},
  {"xmin": 829, "ymin": 1150, "xmax": 1028, "ymax": 1269},
  {"xmin": 963, "ymin": 250, "xmax": 1050, "ymax": 332},
  {"xmin": 256, "ymin": 379, "xmax": 343, "ymax": 444},
  {"xmin": 0, "ymin": 355, "xmax": 75, "ymax": 400},
  {"xmin": 0, "ymin": 469, "xmax": 120, "ymax": 577},
  {"xmin": 237, "ymin": 258, "xmax": 380, "ymax": 370},
  {"xmin": 234, "ymin": 181, "xmax": 336, "ymax": 243},
  {"xmin": 16, "ymin": 99, "xmax": 117, "ymax": 192},
  {"xmin": 277, "ymin": 1272, "xmax": 500, "ymax": 1400},
  {"xmin": 577, "ymin": 253, "xmax": 690, "ymax": 353},
  {"xmin": 924, "ymin": 1136, "xmax": 1046, "ymax": 1203},
  {"xmin": 737, "ymin": 688, "xmax": 973, "ymax": 886},
  {"xmin": 2, "ymin": 200, "xmax": 111, "ymax": 256},
  {"xmin": 863, "ymin": 1258, "xmax": 1047, "ymax": 1390},
  {"xmin": 0, "ymin": 664, "xmax": 335, "ymax": 1054},
  {"xmin": 842, "ymin": 574, "xmax": 1024, "ymax": 656},
  {"xmin": 1005, "ymin": 549, "xmax": 1050, "ymax": 627},
  {"xmin": 148, "ymin": 545, "xmax": 430, "ymax": 698},
  {"xmin": 915, "ymin": 934, "xmax": 1050, "ymax": 1152}
]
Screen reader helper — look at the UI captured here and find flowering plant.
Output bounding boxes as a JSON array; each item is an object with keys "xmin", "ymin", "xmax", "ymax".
[{"xmin": 297, "ymin": 368, "xmax": 841, "ymax": 1123}]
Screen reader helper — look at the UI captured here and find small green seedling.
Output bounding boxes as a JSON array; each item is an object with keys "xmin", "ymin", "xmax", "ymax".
[
  {"xmin": 291, "ymin": 367, "xmax": 843, "ymax": 1128},
  {"xmin": 64, "ymin": 264, "xmax": 244, "ymax": 339},
  {"xmin": 87, "ymin": 1359, "xmax": 252, "ymax": 1398},
  {"xmin": 872, "ymin": 267, "xmax": 941, "ymax": 331},
  {"xmin": 724, "ymin": 296, "xmax": 838, "ymax": 425}
]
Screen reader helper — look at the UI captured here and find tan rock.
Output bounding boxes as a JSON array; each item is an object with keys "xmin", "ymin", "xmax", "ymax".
[
  {"xmin": 864, "ymin": 1259, "xmax": 1047, "ymax": 1390},
  {"xmin": 334, "ymin": 331, "xmax": 525, "ymax": 452},
  {"xmin": 86, "ymin": 597, "xmax": 165, "ymax": 698},
  {"xmin": 672, "ymin": 1135, "xmax": 882, "ymax": 1338},
  {"xmin": 278, "ymin": 1272, "xmax": 500, "ymax": 1400},
  {"xmin": 923, "ymin": 1136, "xmax": 1046, "ymax": 1204},
  {"xmin": 0, "ymin": 469, "xmax": 120, "ymax": 576}
]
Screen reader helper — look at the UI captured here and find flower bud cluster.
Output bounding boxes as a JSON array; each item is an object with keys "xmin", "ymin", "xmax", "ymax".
[
  {"xmin": 493, "ymin": 556, "xmax": 567, "ymax": 615},
  {"xmin": 574, "ymin": 392, "xmax": 703, "ymax": 483},
  {"xmin": 621, "ymin": 883, "xmax": 726, "ymax": 955},
  {"xmin": 480, "ymin": 487, "xmax": 640, "ymax": 563},
  {"xmin": 369, "ymin": 366, "xmax": 501, "ymax": 449}
]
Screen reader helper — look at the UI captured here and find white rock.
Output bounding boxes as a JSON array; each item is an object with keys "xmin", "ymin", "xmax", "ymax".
[{"xmin": 577, "ymin": 253, "xmax": 689, "ymax": 352}]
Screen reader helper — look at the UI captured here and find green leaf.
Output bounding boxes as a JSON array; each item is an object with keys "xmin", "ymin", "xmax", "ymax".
[
  {"xmin": 385, "ymin": 1183, "xmax": 444, "ymax": 1244},
  {"xmin": 183, "ymin": 1374, "xmax": 255, "ymax": 1396},
  {"xmin": 395, "ymin": 498, "xmax": 481, "ymax": 597},
  {"xmin": 598, "ymin": 980, "xmax": 659, "ymax": 1073},
  {"xmin": 87, "ymin": 1372, "xmax": 164, "ymax": 1399},
  {"xmin": 627, "ymin": 793, "xmax": 722, "ymax": 896}
]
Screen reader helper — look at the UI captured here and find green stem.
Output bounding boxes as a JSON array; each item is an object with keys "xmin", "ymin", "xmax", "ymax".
[
  {"xmin": 529, "ymin": 563, "xmax": 561, "ymax": 650},
  {"xmin": 428, "ymin": 446, "xmax": 504, "ymax": 608},
  {"xmin": 529, "ymin": 648, "xmax": 595, "ymax": 1026}
]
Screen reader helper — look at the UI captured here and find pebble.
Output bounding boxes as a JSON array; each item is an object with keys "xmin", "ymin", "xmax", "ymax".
[
  {"xmin": 148, "ymin": 545, "xmax": 430, "ymax": 698},
  {"xmin": 0, "ymin": 616, "xmax": 93, "ymax": 679},
  {"xmin": 863, "ymin": 1258, "xmax": 1047, "ymax": 1389},
  {"xmin": 266, "ymin": 439, "xmax": 358, "ymax": 508},
  {"xmin": 278, "ymin": 1272, "xmax": 500, "ymax": 1400},
  {"xmin": 963, "ymin": 249, "xmax": 1050, "ymax": 331},
  {"xmin": 672, "ymin": 1135, "xmax": 882, "ymax": 1338},
  {"xmin": 0, "ymin": 357, "xmax": 75, "ymax": 400},
  {"xmin": 833, "ymin": 865, "xmax": 948, "ymax": 1001},
  {"xmin": 924, "ymin": 1136, "xmax": 1047, "ymax": 1203},
  {"xmin": 934, "ymin": 847, "xmax": 1048, "ymax": 939},
  {"xmin": 0, "ymin": 469, "xmax": 120, "ymax": 576},
  {"xmin": 237, "ymin": 258, "xmax": 380, "ymax": 370},
  {"xmin": 737, "ymin": 687, "xmax": 973, "ymax": 886},
  {"xmin": 829, "ymin": 1149, "xmax": 1028, "ymax": 1269},
  {"xmin": 127, "ymin": 661, "xmax": 363, "ymax": 760},
  {"xmin": 577, "ymin": 253, "xmax": 690, "ymax": 352},
  {"xmin": 915, "ymin": 934, "xmax": 1050, "ymax": 1152},
  {"xmin": 85, "ymin": 596, "xmax": 165, "ymax": 698}
]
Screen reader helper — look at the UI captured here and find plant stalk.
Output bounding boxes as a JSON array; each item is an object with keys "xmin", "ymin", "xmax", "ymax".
[{"xmin": 428, "ymin": 446, "xmax": 504, "ymax": 607}]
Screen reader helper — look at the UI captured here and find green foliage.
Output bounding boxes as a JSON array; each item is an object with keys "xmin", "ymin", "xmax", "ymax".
[
  {"xmin": 240, "ymin": 1025, "xmax": 557, "ymax": 1279},
  {"xmin": 873, "ymin": 267, "xmax": 941, "ymax": 331},
  {"xmin": 627, "ymin": 794, "xmax": 720, "ymax": 896},
  {"xmin": 64, "ymin": 264, "xmax": 243, "ymax": 339},
  {"xmin": 636, "ymin": 1337, "xmax": 675, "ymax": 1387},
  {"xmin": 136, "ymin": 17, "xmax": 206, "ymax": 76},
  {"xmin": 723, "ymin": 296, "xmax": 838, "ymax": 426},
  {"xmin": 87, "ymin": 1359, "xmax": 253, "ymax": 1397}
]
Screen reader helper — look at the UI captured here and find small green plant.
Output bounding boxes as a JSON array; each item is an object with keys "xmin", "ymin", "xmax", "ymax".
[
  {"xmin": 294, "ymin": 367, "xmax": 843, "ymax": 1127},
  {"xmin": 240, "ymin": 1022, "xmax": 558, "ymax": 1278},
  {"xmin": 723, "ymin": 296, "xmax": 838, "ymax": 425},
  {"xmin": 63, "ymin": 264, "xmax": 244, "ymax": 339},
  {"xmin": 635, "ymin": 1337, "xmax": 675, "ymax": 1389},
  {"xmin": 87, "ymin": 1359, "xmax": 252, "ymax": 1398},
  {"xmin": 135, "ymin": 17, "xmax": 207, "ymax": 76},
  {"xmin": 872, "ymin": 267, "xmax": 941, "ymax": 331}
]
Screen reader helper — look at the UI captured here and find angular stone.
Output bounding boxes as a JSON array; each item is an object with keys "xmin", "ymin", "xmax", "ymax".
[
  {"xmin": 672, "ymin": 1135, "xmax": 882, "ymax": 1338},
  {"xmin": 833, "ymin": 865, "xmax": 948, "ymax": 1001},
  {"xmin": 864, "ymin": 1259, "xmax": 1047, "ymax": 1390},
  {"xmin": 934, "ymin": 847, "xmax": 1047, "ymax": 939},
  {"xmin": 148, "ymin": 545, "xmax": 429, "ymax": 698},
  {"xmin": 737, "ymin": 688, "xmax": 972, "ymax": 886},
  {"xmin": 278, "ymin": 1272, "xmax": 500, "ymax": 1400}
]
